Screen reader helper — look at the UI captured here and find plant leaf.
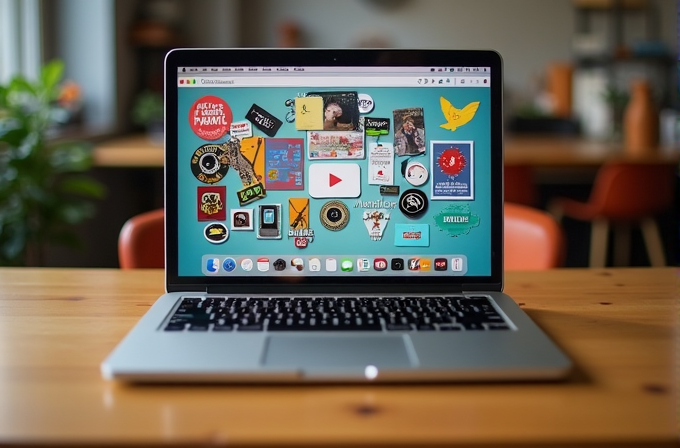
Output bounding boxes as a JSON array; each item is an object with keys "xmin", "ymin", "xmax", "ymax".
[{"xmin": 58, "ymin": 176, "xmax": 106, "ymax": 199}]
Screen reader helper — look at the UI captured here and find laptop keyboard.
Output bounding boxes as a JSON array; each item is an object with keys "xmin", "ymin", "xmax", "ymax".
[{"xmin": 163, "ymin": 295, "xmax": 511, "ymax": 332}]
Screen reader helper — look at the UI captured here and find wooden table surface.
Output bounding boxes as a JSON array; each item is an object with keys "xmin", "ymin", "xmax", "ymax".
[
  {"xmin": 92, "ymin": 134, "xmax": 680, "ymax": 168},
  {"xmin": 0, "ymin": 267, "xmax": 676, "ymax": 447}
]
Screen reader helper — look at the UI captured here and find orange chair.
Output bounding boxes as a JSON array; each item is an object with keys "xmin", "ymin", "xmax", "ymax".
[
  {"xmin": 118, "ymin": 209, "xmax": 165, "ymax": 269},
  {"xmin": 504, "ymin": 203, "xmax": 564, "ymax": 270},
  {"xmin": 548, "ymin": 161, "xmax": 675, "ymax": 267},
  {"xmin": 504, "ymin": 164, "xmax": 538, "ymax": 206}
]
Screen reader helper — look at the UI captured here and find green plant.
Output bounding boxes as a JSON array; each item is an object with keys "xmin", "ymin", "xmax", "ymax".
[
  {"xmin": 131, "ymin": 90, "xmax": 164, "ymax": 128},
  {"xmin": 0, "ymin": 60, "xmax": 105, "ymax": 266}
]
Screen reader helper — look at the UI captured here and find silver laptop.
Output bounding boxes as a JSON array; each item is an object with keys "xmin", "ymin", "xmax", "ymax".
[{"xmin": 101, "ymin": 48, "xmax": 571, "ymax": 382}]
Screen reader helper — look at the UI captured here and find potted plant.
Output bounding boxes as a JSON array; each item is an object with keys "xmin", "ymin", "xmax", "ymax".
[
  {"xmin": 131, "ymin": 90, "xmax": 164, "ymax": 143},
  {"xmin": 0, "ymin": 60, "xmax": 105, "ymax": 266}
]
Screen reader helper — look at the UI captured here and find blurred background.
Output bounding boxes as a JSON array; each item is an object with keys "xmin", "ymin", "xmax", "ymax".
[{"xmin": 0, "ymin": 0, "xmax": 677, "ymax": 268}]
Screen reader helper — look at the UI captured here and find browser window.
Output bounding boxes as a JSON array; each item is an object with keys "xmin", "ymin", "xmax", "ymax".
[{"xmin": 175, "ymin": 65, "xmax": 492, "ymax": 278}]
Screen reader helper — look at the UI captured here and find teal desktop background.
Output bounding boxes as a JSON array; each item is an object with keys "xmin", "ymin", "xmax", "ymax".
[{"xmin": 177, "ymin": 85, "xmax": 491, "ymax": 276}]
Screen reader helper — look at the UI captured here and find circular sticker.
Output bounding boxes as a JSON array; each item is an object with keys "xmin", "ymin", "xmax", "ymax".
[
  {"xmin": 204, "ymin": 222, "xmax": 229, "ymax": 244},
  {"xmin": 358, "ymin": 93, "xmax": 375, "ymax": 114},
  {"xmin": 189, "ymin": 95, "xmax": 232, "ymax": 140},
  {"xmin": 320, "ymin": 200, "xmax": 350, "ymax": 231},
  {"xmin": 399, "ymin": 189, "xmax": 428, "ymax": 219},
  {"xmin": 191, "ymin": 144, "xmax": 229, "ymax": 184},
  {"xmin": 437, "ymin": 147, "xmax": 467, "ymax": 177},
  {"xmin": 405, "ymin": 161, "xmax": 429, "ymax": 186}
]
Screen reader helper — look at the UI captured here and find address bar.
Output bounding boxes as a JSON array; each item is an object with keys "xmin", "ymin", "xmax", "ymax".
[{"xmin": 178, "ymin": 76, "xmax": 489, "ymax": 88}]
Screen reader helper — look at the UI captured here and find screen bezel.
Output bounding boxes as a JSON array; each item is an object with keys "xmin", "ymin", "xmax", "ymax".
[{"xmin": 164, "ymin": 48, "xmax": 504, "ymax": 293}]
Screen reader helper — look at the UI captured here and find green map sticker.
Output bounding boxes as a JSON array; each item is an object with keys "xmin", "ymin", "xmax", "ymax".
[{"xmin": 434, "ymin": 204, "xmax": 480, "ymax": 237}]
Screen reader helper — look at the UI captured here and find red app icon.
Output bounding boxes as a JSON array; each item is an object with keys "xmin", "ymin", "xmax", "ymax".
[{"xmin": 373, "ymin": 258, "xmax": 388, "ymax": 271}]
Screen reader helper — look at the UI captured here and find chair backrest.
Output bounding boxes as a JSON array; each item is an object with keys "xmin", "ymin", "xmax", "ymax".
[
  {"xmin": 118, "ymin": 209, "xmax": 165, "ymax": 269},
  {"xmin": 588, "ymin": 161, "xmax": 676, "ymax": 220},
  {"xmin": 504, "ymin": 203, "xmax": 564, "ymax": 270},
  {"xmin": 504, "ymin": 164, "xmax": 538, "ymax": 206}
]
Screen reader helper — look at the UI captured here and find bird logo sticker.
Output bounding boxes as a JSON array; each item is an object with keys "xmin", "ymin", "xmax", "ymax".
[{"xmin": 439, "ymin": 97, "xmax": 479, "ymax": 131}]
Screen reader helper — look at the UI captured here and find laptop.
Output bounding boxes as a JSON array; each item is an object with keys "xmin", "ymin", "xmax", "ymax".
[{"xmin": 101, "ymin": 48, "xmax": 572, "ymax": 382}]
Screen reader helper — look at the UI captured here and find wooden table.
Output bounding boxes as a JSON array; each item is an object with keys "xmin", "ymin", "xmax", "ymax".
[
  {"xmin": 0, "ymin": 268, "xmax": 676, "ymax": 447},
  {"xmin": 92, "ymin": 134, "xmax": 680, "ymax": 168}
]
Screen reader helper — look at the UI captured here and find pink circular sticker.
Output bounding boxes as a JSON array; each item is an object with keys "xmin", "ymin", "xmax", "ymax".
[{"xmin": 189, "ymin": 96, "xmax": 232, "ymax": 140}]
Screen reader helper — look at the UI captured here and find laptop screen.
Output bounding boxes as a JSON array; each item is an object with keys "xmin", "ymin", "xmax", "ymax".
[{"xmin": 165, "ymin": 49, "xmax": 503, "ymax": 292}]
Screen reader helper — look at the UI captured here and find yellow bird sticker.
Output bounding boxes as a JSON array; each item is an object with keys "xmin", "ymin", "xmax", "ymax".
[{"xmin": 439, "ymin": 97, "xmax": 480, "ymax": 131}]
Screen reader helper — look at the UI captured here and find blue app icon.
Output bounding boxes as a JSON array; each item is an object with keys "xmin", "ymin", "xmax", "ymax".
[
  {"xmin": 222, "ymin": 257, "xmax": 237, "ymax": 272},
  {"xmin": 206, "ymin": 258, "xmax": 220, "ymax": 273}
]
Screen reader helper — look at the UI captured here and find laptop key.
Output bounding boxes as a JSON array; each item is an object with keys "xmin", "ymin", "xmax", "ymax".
[
  {"xmin": 386, "ymin": 324, "xmax": 411, "ymax": 331},
  {"xmin": 237, "ymin": 324, "xmax": 263, "ymax": 331}
]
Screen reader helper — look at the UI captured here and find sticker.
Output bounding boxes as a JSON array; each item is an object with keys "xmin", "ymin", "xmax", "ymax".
[
  {"xmin": 405, "ymin": 161, "xmax": 428, "ymax": 186},
  {"xmin": 393, "ymin": 107, "xmax": 426, "ymax": 156},
  {"xmin": 257, "ymin": 204, "xmax": 282, "ymax": 239},
  {"xmin": 308, "ymin": 131, "xmax": 364, "ymax": 159},
  {"xmin": 204, "ymin": 222, "xmax": 229, "ymax": 244},
  {"xmin": 295, "ymin": 96, "xmax": 324, "ymax": 130},
  {"xmin": 230, "ymin": 208, "xmax": 254, "ymax": 231},
  {"xmin": 265, "ymin": 138, "xmax": 304, "ymax": 190},
  {"xmin": 368, "ymin": 142, "xmax": 394, "ymax": 185},
  {"xmin": 362, "ymin": 210, "xmax": 391, "ymax": 241},
  {"xmin": 230, "ymin": 121, "xmax": 252, "ymax": 140},
  {"xmin": 308, "ymin": 91, "xmax": 360, "ymax": 131},
  {"xmin": 431, "ymin": 140, "xmax": 474, "ymax": 200},
  {"xmin": 380, "ymin": 185, "xmax": 400, "ymax": 196},
  {"xmin": 399, "ymin": 189, "xmax": 428, "ymax": 219},
  {"xmin": 289, "ymin": 198, "xmax": 314, "ymax": 246},
  {"xmin": 284, "ymin": 98, "xmax": 296, "ymax": 123},
  {"xmin": 189, "ymin": 95, "xmax": 232, "ymax": 140},
  {"xmin": 237, "ymin": 183, "xmax": 266, "ymax": 206},
  {"xmin": 439, "ymin": 96, "xmax": 480, "ymax": 131},
  {"xmin": 319, "ymin": 200, "xmax": 350, "ymax": 231},
  {"xmin": 197, "ymin": 186, "xmax": 226, "ymax": 221},
  {"xmin": 364, "ymin": 117, "xmax": 390, "ymax": 136},
  {"xmin": 353, "ymin": 199, "xmax": 396, "ymax": 209},
  {"xmin": 245, "ymin": 103, "xmax": 283, "ymax": 137},
  {"xmin": 309, "ymin": 163, "xmax": 361, "ymax": 198},
  {"xmin": 273, "ymin": 258, "xmax": 286, "ymax": 271},
  {"xmin": 433, "ymin": 204, "xmax": 481, "ymax": 237},
  {"xmin": 236, "ymin": 136, "xmax": 266, "ymax": 188},
  {"xmin": 394, "ymin": 223, "xmax": 430, "ymax": 247},
  {"xmin": 358, "ymin": 93, "xmax": 375, "ymax": 114},
  {"xmin": 191, "ymin": 144, "xmax": 229, "ymax": 184}
]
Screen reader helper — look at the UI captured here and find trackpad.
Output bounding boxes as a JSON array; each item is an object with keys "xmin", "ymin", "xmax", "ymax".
[{"xmin": 263, "ymin": 335, "xmax": 414, "ymax": 368}]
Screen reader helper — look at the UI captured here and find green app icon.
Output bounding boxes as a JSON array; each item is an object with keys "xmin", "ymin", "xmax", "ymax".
[{"xmin": 341, "ymin": 259, "xmax": 353, "ymax": 272}]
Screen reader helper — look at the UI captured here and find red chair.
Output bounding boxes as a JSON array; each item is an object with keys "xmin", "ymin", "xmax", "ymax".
[
  {"xmin": 504, "ymin": 164, "xmax": 538, "ymax": 206},
  {"xmin": 118, "ymin": 209, "xmax": 165, "ymax": 269},
  {"xmin": 548, "ymin": 161, "xmax": 675, "ymax": 267},
  {"xmin": 504, "ymin": 203, "xmax": 564, "ymax": 270}
]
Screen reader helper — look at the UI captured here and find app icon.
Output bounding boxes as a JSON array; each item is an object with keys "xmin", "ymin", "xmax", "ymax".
[
  {"xmin": 273, "ymin": 258, "xmax": 286, "ymax": 271},
  {"xmin": 291, "ymin": 257, "xmax": 304, "ymax": 271},
  {"xmin": 408, "ymin": 258, "xmax": 420, "ymax": 271},
  {"xmin": 434, "ymin": 258, "xmax": 448, "ymax": 271},
  {"xmin": 451, "ymin": 257, "xmax": 464, "ymax": 272},
  {"xmin": 374, "ymin": 258, "xmax": 388, "ymax": 271},
  {"xmin": 341, "ymin": 259, "xmax": 353, "ymax": 272},
  {"xmin": 326, "ymin": 258, "xmax": 337, "ymax": 272},
  {"xmin": 257, "ymin": 257, "xmax": 270, "ymax": 272},
  {"xmin": 240, "ymin": 258, "xmax": 253, "ymax": 271},
  {"xmin": 222, "ymin": 257, "xmax": 236, "ymax": 272},
  {"xmin": 357, "ymin": 258, "xmax": 370, "ymax": 272},
  {"xmin": 420, "ymin": 258, "xmax": 432, "ymax": 271},
  {"xmin": 206, "ymin": 258, "xmax": 220, "ymax": 273},
  {"xmin": 309, "ymin": 163, "xmax": 361, "ymax": 198},
  {"xmin": 391, "ymin": 258, "xmax": 404, "ymax": 270},
  {"xmin": 309, "ymin": 258, "xmax": 321, "ymax": 272}
]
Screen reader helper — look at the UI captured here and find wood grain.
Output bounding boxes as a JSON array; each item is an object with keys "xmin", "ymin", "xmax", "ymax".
[{"xmin": 0, "ymin": 268, "xmax": 676, "ymax": 447}]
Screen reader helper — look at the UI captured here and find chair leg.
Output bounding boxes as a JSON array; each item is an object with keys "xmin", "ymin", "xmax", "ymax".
[
  {"xmin": 640, "ymin": 217, "xmax": 666, "ymax": 267},
  {"xmin": 613, "ymin": 224, "xmax": 631, "ymax": 267},
  {"xmin": 590, "ymin": 219, "xmax": 609, "ymax": 268}
]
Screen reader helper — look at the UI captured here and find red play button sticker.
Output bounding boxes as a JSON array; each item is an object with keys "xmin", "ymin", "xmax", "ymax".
[
  {"xmin": 329, "ymin": 173, "xmax": 342, "ymax": 187},
  {"xmin": 309, "ymin": 163, "xmax": 361, "ymax": 198}
]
